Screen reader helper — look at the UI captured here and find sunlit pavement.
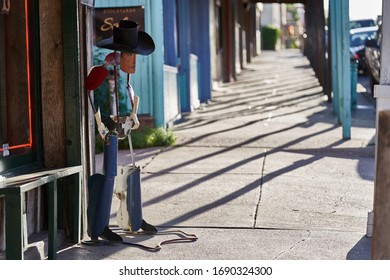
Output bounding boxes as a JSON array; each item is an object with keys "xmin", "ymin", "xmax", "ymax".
[{"xmin": 55, "ymin": 49, "xmax": 376, "ymax": 260}]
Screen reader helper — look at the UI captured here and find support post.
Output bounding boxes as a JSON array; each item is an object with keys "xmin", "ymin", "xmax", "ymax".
[
  {"xmin": 339, "ymin": 0, "xmax": 351, "ymax": 139},
  {"xmin": 5, "ymin": 192, "xmax": 24, "ymax": 260},
  {"xmin": 71, "ymin": 173, "xmax": 82, "ymax": 243},
  {"xmin": 373, "ymin": 111, "xmax": 390, "ymax": 259},
  {"xmin": 372, "ymin": 0, "xmax": 390, "ymax": 260},
  {"xmin": 48, "ymin": 180, "xmax": 58, "ymax": 260},
  {"xmin": 177, "ymin": 0, "xmax": 191, "ymax": 112},
  {"xmin": 329, "ymin": 0, "xmax": 339, "ymax": 117},
  {"xmin": 330, "ymin": 0, "xmax": 351, "ymax": 139}
]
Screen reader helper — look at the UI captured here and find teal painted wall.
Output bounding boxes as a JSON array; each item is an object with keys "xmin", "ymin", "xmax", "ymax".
[{"xmin": 94, "ymin": 0, "xmax": 165, "ymax": 127}]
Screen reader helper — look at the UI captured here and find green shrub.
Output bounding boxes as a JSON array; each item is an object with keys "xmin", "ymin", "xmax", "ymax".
[
  {"xmin": 131, "ymin": 127, "xmax": 176, "ymax": 148},
  {"xmin": 95, "ymin": 127, "xmax": 176, "ymax": 153},
  {"xmin": 262, "ymin": 25, "xmax": 280, "ymax": 50}
]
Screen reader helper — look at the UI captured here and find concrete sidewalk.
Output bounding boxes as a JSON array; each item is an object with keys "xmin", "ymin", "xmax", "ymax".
[{"xmin": 58, "ymin": 49, "xmax": 376, "ymax": 260}]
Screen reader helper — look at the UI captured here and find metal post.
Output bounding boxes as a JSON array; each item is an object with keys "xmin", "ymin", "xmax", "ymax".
[
  {"xmin": 177, "ymin": 0, "xmax": 191, "ymax": 112},
  {"xmin": 329, "ymin": 0, "xmax": 339, "ymax": 118},
  {"xmin": 331, "ymin": 0, "xmax": 351, "ymax": 139},
  {"xmin": 350, "ymin": 59, "xmax": 358, "ymax": 109},
  {"xmin": 339, "ymin": 0, "xmax": 351, "ymax": 139},
  {"xmin": 72, "ymin": 173, "xmax": 82, "ymax": 243},
  {"xmin": 48, "ymin": 180, "xmax": 57, "ymax": 260}
]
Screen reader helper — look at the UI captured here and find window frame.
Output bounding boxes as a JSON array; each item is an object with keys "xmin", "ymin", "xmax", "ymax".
[{"xmin": 0, "ymin": 0, "xmax": 43, "ymax": 176}]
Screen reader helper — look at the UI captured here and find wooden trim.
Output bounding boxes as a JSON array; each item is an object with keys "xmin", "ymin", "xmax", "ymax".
[
  {"xmin": 39, "ymin": 0, "xmax": 67, "ymax": 168},
  {"xmin": 62, "ymin": 0, "xmax": 83, "ymax": 167}
]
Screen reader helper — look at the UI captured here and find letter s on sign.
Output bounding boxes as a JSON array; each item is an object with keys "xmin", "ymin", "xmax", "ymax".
[{"xmin": 101, "ymin": 17, "xmax": 114, "ymax": 32}]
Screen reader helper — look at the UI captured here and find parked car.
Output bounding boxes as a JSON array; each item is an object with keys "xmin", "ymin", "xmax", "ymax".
[
  {"xmin": 365, "ymin": 22, "xmax": 382, "ymax": 95},
  {"xmin": 350, "ymin": 26, "xmax": 378, "ymax": 74},
  {"xmin": 350, "ymin": 19, "xmax": 376, "ymax": 29}
]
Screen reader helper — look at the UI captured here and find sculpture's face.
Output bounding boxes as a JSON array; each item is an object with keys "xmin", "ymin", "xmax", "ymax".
[{"xmin": 120, "ymin": 52, "xmax": 136, "ymax": 74}]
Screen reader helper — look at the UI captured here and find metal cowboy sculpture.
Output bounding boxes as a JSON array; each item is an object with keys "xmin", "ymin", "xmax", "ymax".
[
  {"xmin": 84, "ymin": 20, "xmax": 197, "ymax": 249},
  {"xmin": 84, "ymin": 20, "xmax": 157, "ymax": 243}
]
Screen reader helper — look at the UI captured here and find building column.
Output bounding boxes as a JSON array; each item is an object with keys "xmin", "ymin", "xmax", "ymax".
[
  {"xmin": 372, "ymin": 0, "xmax": 390, "ymax": 259},
  {"xmin": 329, "ymin": 0, "xmax": 351, "ymax": 139}
]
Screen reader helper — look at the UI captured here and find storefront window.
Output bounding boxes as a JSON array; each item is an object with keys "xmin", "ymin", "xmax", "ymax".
[{"xmin": 0, "ymin": 0, "xmax": 39, "ymax": 172}]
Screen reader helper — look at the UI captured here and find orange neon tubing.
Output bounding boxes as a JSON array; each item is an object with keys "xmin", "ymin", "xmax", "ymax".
[
  {"xmin": 25, "ymin": 0, "xmax": 33, "ymax": 149},
  {"xmin": 0, "ymin": 144, "xmax": 31, "ymax": 151}
]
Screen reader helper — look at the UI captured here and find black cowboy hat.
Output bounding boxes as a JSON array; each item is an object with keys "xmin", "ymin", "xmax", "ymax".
[{"xmin": 96, "ymin": 20, "xmax": 155, "ymax": 55}]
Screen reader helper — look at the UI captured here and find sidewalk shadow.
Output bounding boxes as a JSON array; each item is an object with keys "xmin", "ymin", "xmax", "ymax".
[
  {"xmin": 346, "ymin": 236, "xmax": 372, "ymax": 260},
  {"xmin": 140, "ymin": 50, "xmax": 375, "ymax": 225}
]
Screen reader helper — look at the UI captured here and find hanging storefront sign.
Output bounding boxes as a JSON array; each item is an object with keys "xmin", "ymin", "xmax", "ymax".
[{"xmin": 94, "ymin": 6, "xmax": 145, "ymax": 44}]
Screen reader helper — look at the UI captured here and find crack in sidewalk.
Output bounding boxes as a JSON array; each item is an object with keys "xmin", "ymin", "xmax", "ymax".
[
  {"xmin": 252, "ymin": 148, "xmax": 268, "ymax": 228},
  {"xmin": 273, "ymin": 230, "xmax": 312, "ymax": 260}
]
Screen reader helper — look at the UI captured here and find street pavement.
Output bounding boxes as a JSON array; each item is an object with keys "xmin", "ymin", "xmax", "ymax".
[{"xmin": 57, "ymin": 50, "xmax": 376, "ymax": 260}]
